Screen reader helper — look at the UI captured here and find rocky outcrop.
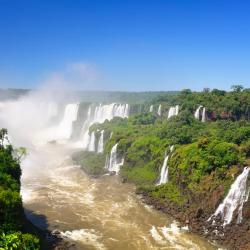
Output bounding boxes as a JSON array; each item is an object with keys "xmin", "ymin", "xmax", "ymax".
[{"xmin": 138, "ymin": 190, "xmax": 250, "ymax": 250}]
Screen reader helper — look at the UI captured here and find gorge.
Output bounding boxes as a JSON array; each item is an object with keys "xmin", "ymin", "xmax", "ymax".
[{"xmin": 0, "ymin": 88, "xmax": 249, "ymax": 250}]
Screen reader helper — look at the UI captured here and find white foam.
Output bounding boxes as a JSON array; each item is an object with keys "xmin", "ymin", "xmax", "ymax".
[
  {"xmin": 56, "ymin": 229, "xmax": 106, "ymax": 250},
  {"xmin": 208, "ymin": 167, "xmax": 250, "ymax": 226},
  {"xmin": 105, "ymin": 143, "xmax": 124, "ymax": 174},
  {"xmin": 150, "ymin": 221, "xmax": 200, "ymax": 250}
]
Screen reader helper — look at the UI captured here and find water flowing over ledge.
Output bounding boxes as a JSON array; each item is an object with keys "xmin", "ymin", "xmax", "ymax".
[
  {"xmin": 157, "ymin": 145, "xmax": 174, "ymax": 185},
  {"xmin": 208, "ymin": 167, "xmax": 250, "ymax": 226},
  {"xmin": 79, "ymin": 103, "xmax": 130, "ymax": 149},
  {"xmin": 194, "ymin": 105, "xmax": 206, "ymax": 122},
  {"xmin": 168, "ymin": 105, "xmax": 179, "ymax": 119},
  {"xmin": 105, "ymin": 143, "xmax": 124, "ymax": 174}
]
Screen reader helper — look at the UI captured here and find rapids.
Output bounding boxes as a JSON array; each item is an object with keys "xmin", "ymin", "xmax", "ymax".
[
  {"xmin": 21, "ymin": 144, "xmax": 218, "ymax": 250},
  {"xmin": 0, "ymin": 97, "xmax": 219, "ymax": 250}
]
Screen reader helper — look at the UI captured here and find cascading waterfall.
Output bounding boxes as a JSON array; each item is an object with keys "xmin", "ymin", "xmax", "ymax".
[
  {"xmin": 81, "ymin": 106, "xmax": 92, "ymax": 136},
  {"xmin": 88, "ymin": 131, "xmax": 96, "ymax": 152},
  {"xmin": 168, "ymin": 105, "xmax": 179, "ymax": 119},
  {"xmin": 80, "ymin": 103, "xmax": 129, "ymax": 149},
  {"xmin": 114, "ymin": 103, "xmax": 129, "ymax": 118},
  {"xmin": 56, "ymin": 103, "xmax": 79, "ymax": 140},
  {"xmin": 157, "ymin": 145, "xmax": 174, "ymax": 185},
  {"xmin": 157, "ymin": 105, "xmax": 162, "ymax": 116},
  {"xmin": 149, "ymin": 105, "xmax": 154, "ymax": 112},
  {"xmin": 97, "ymin": 130, "xmax": 104, "ymax": 153},
  {"xmin": 94, "ymin": 103, "xmax": 129, "ymax": 123},
  {"xmin": 157, "ymin": 154, "xmax": 169, "ymax": 185},
  {"xmin": 194, "ymin": 105, "xmax": 203, "ymax": 120},
  {"xmin": 194, "ymin": 106, "xmax": 206, "ymax": 122},
  {"xmin": 81, "ymin": 106, "xmax": 94, "ymax": 149},
  {"xmin": 105, "ymin": 143, "xmax": 124, "ymax": 174},
  {"xmin": 208, "ymin": 167, "xmax": 250, "ymax": 226},
  {"xmin": 201, "ymin": 107, "xmax": 206, "ymax": 122}
]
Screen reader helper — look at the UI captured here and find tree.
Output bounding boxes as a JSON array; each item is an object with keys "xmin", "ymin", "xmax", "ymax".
[
  {"xmin": 211, "ymin": 89, "xmax": 226, "ymax": 96},
  {"xmin": 181, "ymin": 89, "xmax": 192, "ymax": 95},
  {"xmin": 13, "ymin": 147, "xmax": 27, "ymax": 163},
  {"xmin": 231, "ymin": 85, "xmax": 244, "ymax": 92},
  {"xmin": 203, "ymin": 88, "xmax": 210, "ymax": 93}
]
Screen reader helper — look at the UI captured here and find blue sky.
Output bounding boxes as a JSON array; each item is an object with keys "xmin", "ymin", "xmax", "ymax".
[{"xmin": 0, "ymin": 0, "xmax": 250, "ymax": 91}]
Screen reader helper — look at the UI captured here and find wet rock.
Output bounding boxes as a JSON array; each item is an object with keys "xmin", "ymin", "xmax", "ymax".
[
  {"xmin": 109, "ymin": 171, "xmax": 116, "ymax": 176},
  {"xmin": 196, "ymin": 208, "xmax": 203, "ymax": 218},
  {"xmin": 139, "ymin": 188, "xmax": 250, "ymax": 250},
  {"xmin": 121, "ymin": 177, "xmax": 127, "ymax": 183},
  {"xmin": 52, "ymin": 230, "xmax": 61, "ymax": 235}
]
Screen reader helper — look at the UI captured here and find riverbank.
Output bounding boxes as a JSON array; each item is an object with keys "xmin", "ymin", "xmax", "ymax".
[
  {"xmin": 75, "ymin": 152, "xmax": 250, "ymax": 250},
  {"xmin": 72, "ymin": 158, "xmax": 217, "ymax": 249},
  {"xmin": 21, "ymin": 142, "xmax": 217, "ymax": 249},
  {"xmin": 21, "ymin": 214, "xmax": 57, "ymax": 250},
  {"xmin": 137, "ymin": 188, "xmax": 250, "ymax": 250}
]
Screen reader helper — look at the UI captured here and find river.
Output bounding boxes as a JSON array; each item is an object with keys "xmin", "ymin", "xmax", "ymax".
[{"xmin": 21, "ymin": 144, "xmax": 218, "ymax": 250}]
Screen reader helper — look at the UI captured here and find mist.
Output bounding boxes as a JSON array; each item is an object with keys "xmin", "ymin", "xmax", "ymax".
[{"xmin": 0, "ymin": 81, "xmax": 76, "ymax": 147}]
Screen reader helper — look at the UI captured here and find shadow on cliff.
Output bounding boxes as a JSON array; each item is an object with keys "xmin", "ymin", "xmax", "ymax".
[{"xmin": 22, "ymin": 208, "xmax": 61, "ymax": 250}]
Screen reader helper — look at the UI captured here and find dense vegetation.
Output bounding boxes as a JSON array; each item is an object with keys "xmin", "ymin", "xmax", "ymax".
[
  {"xmin": 76, "ymin": 90, "xmax": 178, "ymax": 104},
  {"xmin": 72, "ymin": 151, "xmax": 106, "ymax": 176},
  {"xmin": 0, "ymin": 129, "xmax": 40, "ymax": 250},
  {"xmin": 0, "ymin": 88, "xmax": 178, "ymax": 105},
  {"xmin": 77, "ymin": 87, "xmax": 250, "ymax": 215}
]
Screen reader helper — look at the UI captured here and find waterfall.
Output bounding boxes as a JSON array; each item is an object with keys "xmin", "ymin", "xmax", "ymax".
[
  {"xmin": 114, "ymin": 103, "xmax": 130, "ymax": 118},
  {"xmin": 157, "ymin": 145, "xmax": 174, "ymax": 185},
  {"xmin": 149, "ymin": 105, "xmax": 154, "ymax": 112},
  {"xmin": 80, "ymin": 103, "xmax": 129, "ymax": 149},
  {"xmin": 157, "ymin": 105, "xmax": 162, "ymax": 116},
  {"xmin": 208, "ymin": 167, "xmax": 250, "ymax": 226},
  {"xmin": 168, "ymin": 105, "xmax": 179, "ymax": 119},
  {"xmin": 194, "ymin": 106, "xmax": 206, "ymax": 122},
  {"xmin": 88, "ymin": 131, "xmax": 96, "ymax": 152},
  {"xmin": 157, "ymin": 155, "xmax": 169, "ymax": 185},
  {"xmin": 201, "ymin": 107, "xmax": 206, "ymax": 122},
  {"xmin": 56, "ymin": 103, "xmax": 79, "ymax": 140},
  {"xmin": 109, "ymin": 132, "xmax": 113, "ymax": 139},
  {"xmin": 94, "ymin": 103, "xmax": 129, "ymax": 123},
  {"xmin": 97, "ymin": 130, "xmax": 104, "ymax": 153},
  {"xmin": 105, "ymin": 143, "xmax": 124, "ymax": 174},
  {"xmin": 81, "ymin": 106, "xmax": 93, "ymax": 149},
  {"xmin": 194, "ymin": 105, "xmax": 203, "ymax": 120}
]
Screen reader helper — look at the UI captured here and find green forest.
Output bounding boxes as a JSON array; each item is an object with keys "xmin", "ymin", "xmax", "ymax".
[
  {"xmin": 73, "ymin": 86, "xmax": 250, "ymax": 248},
  {"xmin": 1, "ymin": 86, "xmax": 250, "ymax": 249},
  {"xmin": 0, "ymin": 129, "xmax": 39, "ymax": 250}
]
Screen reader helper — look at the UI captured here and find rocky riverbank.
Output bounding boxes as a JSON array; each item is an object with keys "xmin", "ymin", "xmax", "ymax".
[
  {"xmin": 74, "ymin": 153, "xmax": 250, "ymax": 250},
  {"xmin": 138, "ymin": 189, "xmax": 250, "ymax": 250}
]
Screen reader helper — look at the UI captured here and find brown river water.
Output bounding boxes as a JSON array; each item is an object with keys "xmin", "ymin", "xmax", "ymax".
[{"xmin": 21, "ymin": 144, "xmax": 219, "ymax": 250}]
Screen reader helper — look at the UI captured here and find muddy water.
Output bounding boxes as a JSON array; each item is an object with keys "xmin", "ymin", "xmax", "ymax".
[{"xmin": 21, "ymin": 145, "xmax": 217, "ymax": 250}]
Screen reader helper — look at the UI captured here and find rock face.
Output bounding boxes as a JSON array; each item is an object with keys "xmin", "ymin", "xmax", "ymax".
[
  {"xmin": 208, "ymin": 167, "xmax": 250, "ymax": 226},
  {"xmin": 139, "ymin": 185, "xmax": 250, "ymax": 250}
]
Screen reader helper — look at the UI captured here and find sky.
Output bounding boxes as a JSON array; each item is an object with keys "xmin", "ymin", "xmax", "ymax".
[{"xmin": 0, "ymin": 0, "xmax": 250, "ymax": 91}]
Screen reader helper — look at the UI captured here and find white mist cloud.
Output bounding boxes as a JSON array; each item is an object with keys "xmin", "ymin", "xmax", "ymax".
[
  {"xmin": 0, "ymin": 60, "xmax": 102, "ymax": 146},
  {"xmin": 0, "ymin": 91, "xmax": 60, "ymax": 148}
]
